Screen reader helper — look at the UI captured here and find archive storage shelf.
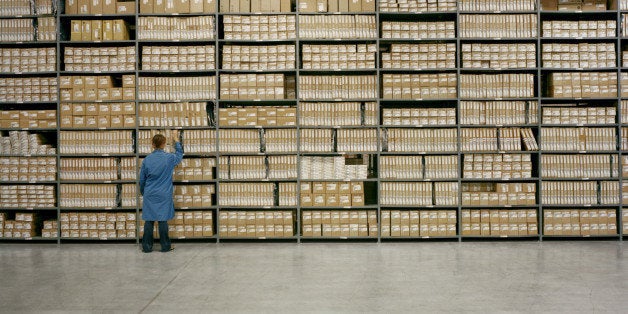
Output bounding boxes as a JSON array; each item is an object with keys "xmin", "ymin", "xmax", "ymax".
[{"xmin": 1, "ymin": 0, "xmax": 628, "ymax": 243}]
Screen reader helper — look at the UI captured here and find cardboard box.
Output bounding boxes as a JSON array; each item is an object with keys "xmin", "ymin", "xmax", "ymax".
[
  {"xmin": 117, "ymin": 1, "xmax": 136, "ymax": 14},
  {"xmin": 66, "ymin": 0, "xmax": 79, "ymax": 14},
  {"xmin": 140, "ymin": 0, "xmax": 153, "ymax": 13},
  {"xmin": 204, "ymin": 0, "xmax": 216, "ymax": 12},
  {"xmin": 102, "ymin": 0, "xmax": 116, "ymax": 14},
  {"xmin": 90, "ymin": 0, "xmax": 102, "ymax": 14}
]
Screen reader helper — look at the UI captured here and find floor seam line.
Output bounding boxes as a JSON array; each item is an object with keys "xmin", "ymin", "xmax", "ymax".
[{"xmin": 139, "ymin": 251, "xmax": 201, "ymax": 313}]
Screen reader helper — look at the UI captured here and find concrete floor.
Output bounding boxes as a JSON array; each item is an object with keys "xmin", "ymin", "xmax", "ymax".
[{"xmin": 0, "ymin": 242, "xmax": 626, "ymax": 313}]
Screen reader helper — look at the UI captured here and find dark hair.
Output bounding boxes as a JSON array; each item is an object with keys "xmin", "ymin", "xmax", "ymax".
[{"xmin": 152, "ymin": 134, "xmax": 166, "ymax": 148}]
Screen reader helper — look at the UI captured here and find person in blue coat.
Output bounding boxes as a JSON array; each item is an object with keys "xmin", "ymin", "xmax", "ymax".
[{"xmin": 140, "ymin": 132, "xmax": 183, "ymax": 253}]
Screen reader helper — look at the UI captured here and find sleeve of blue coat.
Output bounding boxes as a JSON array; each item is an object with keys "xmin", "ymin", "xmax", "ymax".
[
  {"xmin": 170, "ymin": 142, "xmax": 184, "ymax": 167},
  {"xmin": 139, "ymin": 160, "xmax": 147, "ymax": 196}
]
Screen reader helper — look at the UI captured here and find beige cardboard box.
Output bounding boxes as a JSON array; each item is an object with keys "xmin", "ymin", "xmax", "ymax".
[
  {"xmin": 348, "ymin": 0, "xmax": 360, "ymax": 12},
  {"xmin": 204, "ymin": 0, "xmax": 216, "ymax": 12},
  {"xmin": 117, "ymin": 1, "xmax": 136, "ymax": 14},
  {"xmin": 140, "ymin": 0, "xmax": 153, "ymax": 13},
  {"xmin": 90, "ymin": 0, "xmax": 102, "ymax": 13},
  {"xmin": 190, "ymin": 0, "xmax": 203, "ymax": 12},
  {"xmin": 66, "ymin": 0, "xmax": 78, "ymax": 14},
  {"xmin": 102, "ymin": 0, "xmax": 116, "ymax": 14}
]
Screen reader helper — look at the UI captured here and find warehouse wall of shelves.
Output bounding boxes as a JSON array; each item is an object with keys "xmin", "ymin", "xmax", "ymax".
[{"xmin": 2, "ymin": 0, "xmax": 628, "ymax": 242}]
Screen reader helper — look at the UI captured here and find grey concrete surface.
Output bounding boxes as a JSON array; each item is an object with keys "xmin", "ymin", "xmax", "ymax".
[{"xmin": 0, "ymin": 242, "xmax": 626, "ymax": 313}]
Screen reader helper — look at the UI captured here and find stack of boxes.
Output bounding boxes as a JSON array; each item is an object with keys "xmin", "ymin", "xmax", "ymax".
[
  {"xmin": 544, "ymin": 210, "xmax": 617, "ymax": 236},
  {"xmin": 542, "ymin": 181, "xmax": 617, "ymax": 205},
  {"xmin": 299, "ymin": 15, "xmax": 377, "ymax": 39},
  {"xmin": 547, "ymin": 72, "xmax": 618, "ymax": 98},
  {"xmin": 459, "ymin": 15, "xmax": 538, "ymax": 38},
  {"xmin": 218, "ymin": 210, "xmax": 294, "ymax": 238},
  {"xmin": 298, "ymin": 0, "xmax": 375, "ymax": 12},
  {"xmin": 139, "ymin": 0, "xmax": 216, "ymax": 13},
  {"xmin": 0, "ymin": 185, "xmax": 55, "ymax": 208},
  {"xmin": 183, "ymin": 130, "xmax": 217, "ymax": 154},
  {"xmin": 60, "ymin": 103, "xmax": 136, "ymax": 129},
  {"xmin": 542, "ymin": 20, "xmax": 616, "ymax": 38},
  {"xmin": 0, "ymin": 157, "xmax": 56, "ymax": 182},
  {"xmin": 542, "ymin": 0, "xmax": 608, "ymax": 11},
  {"xmin": 299, "ymin": 102, "xmax": 377, "ymax": 126},
  {"xmin": 59, "ymin": 158, "xmax": 119, "ymax": 180},
  {"xmin": 223, "ymin": 15, "xmax": 296, "ymax": 40},
  {"xmin": 65, "ymin": 0, "xmax": 136, "ymax": 14},
  {"xmin": 173, "ymin": 185, "xmax": 215, "ymax": 208},
  {"xmin": 220, "ymin": 0, "xmax": 291, "ymax": 12},
  {"xmin": 463, "ymin": 154, "xmax": 533, "ymax": 179},
  {"xmin": 459, "ymin": 0, "xmax": 535, "ymax": 11},
  {"xmin": 459, "ymin": 101, "xmax": 538, "ymax": 125},
  {"xmin": 37, "ymin": 17, "xmax": 56, "ymax": 41},
  {"xmin": 0, "ymin": 47, "xmax": 56, "ymax": 73},
  {"xmin": 265, "ymin": 129, "xmax": 298, "ymax": 152},
  {"xmin": 299, "ymin": 129, "xmax": 334, "ymax": 152},
  {"xmin": 336, "ymin": 129, "xmax": 378, "ymax": 152},
  {"xmin": 60, "ymin": 212, "xmax": 137, "ymax": 239},
  {"xmin": 461, "ymin": 209, "xmax": 538, "ymax": 237},
  {"xmin": 219, "ymin": 74, "xmax": 292, "ymax": 100},
  {"xmin": 217, "ymin": 129, "xmax": 260, "ymax": 153},
  {"xmin": 0, "ymin": 131, "xmax": 56, "ymax": 155},
  {"xmin": 300, "ymin": 181, "xmax": 366, "ymax": 207},
  {"xmin": 120, "ymin": 184, "xmax": 137, "ymax": 207},
  {"xmin": 268, "ymin": 155, "xmax": 298, "ymax": 179},
  {"xmin": 64, "ymin": 46, "xmax": 135, "ymax": 72},
  {"xmin": 60, "ymin": 75, "xmax": 136, "ymax": 102},
  {"xmin": 59, "ymin": 131, "xmax": 134, "ymax": 154},
  {"xmin": 461, "ymin": 183, "xmax": 536, "ymax": 206},
  {"xmin": 174, "ymin": 158, "xmax": 215, "ymax": 181},
  {"xmin": 542, "ymin": 106, "xmax": 616, "ymax": 124},
  {"xmin": 0, "ymin": 0, "xmax": 33, "ymax": 15},
  {"xmin": 379, "ymin": 0, "xmax": 456, "ymax": 12},
  {"xmin": 137, "ymin": 16, "xmax": 215, "ymax": 41},
  {"xmin": 142, "ymin": 211, "xmax": 214, "ymax": 239},
  {"xmin": 540, "ymin": 127, "xmax": 616, "ymax": 151},
  {"xmin": 41, "ymin": 219, "xmax": 59, "ymax": 238},
  {"xmin": 382, "ymin": 43, "xmax": 456, "ymax": 70},
  {"xmin": 59, "ymin": 184, "xmax": 118, "ymax": 208},
  {"xmin": 69, "ymin": 19, "xmax": 130, "ymax": 41},
  {"xmin": 380, "ymin": 182, "xmax": 458, "ymax": 206},
  {"xmin": 219, "ymin": 183, "xmax": 274, "ymax": 207},
  {"xmin": 0, "ymin": 213, "xmax": 38, "ymax": 239},
  {"xmin": 299, "ymin": 75, "xmax": 377, "ymax": 99},
  {"xmin": 142, "ymin": 45, "xmax": 215, "ymax": 71},
  {"xmin": 381, "ymin": 21, "xmax": 455, "ymax": 39},
  {"xmin": 382, "ymin": 73, "xmax": 457, "ymax": 100},
  {"xmin": 300, "ymin": 156, "xmax": 368, "ymax": 180},
  {"xmin": 218, "ymin": 107, "xmax": 296, "ymax": 127},
  {"xmin": 0, "ymin": 19, "xmax": 36, "ymax": 42},
  {"xmin": 460, "ymin": 128, "xmax": 537, "ymax": 152},
  {"xmin": 541, "ymin": 154, "xmax": 618, "ymax": 178},
  {"xmin": 382, "ymin": 108, "xmax": 455, "ymax": 126},
  {"xmin": 302, "ymin": 210, "xmax": 377, "ymax": 237},
  {"xmin": 0, "ymin": 110, "xmax": 56, "ymax": 129},
  {"xmin": 0, "ymin": 77, "xmax": 58, "ymax": 102},
  {"xmin": 386, "ymin": 128, "xmax": 458, "ymax": 152},
  {"xmin": 138, "ymin": 103, "xmax": 209, "ymax": 127},
  {"xmin": 459, "ymin": 74, "xmax": 535, "ymax": 98},
  {"xmin": 462, "ymin": 43, "xmax": 536, "ymax": 69},
  {"xmin": 137, "ymin": 129, "xmax": 181, "ymax": 154},
  {"xmin": 302, "ymin": 44, "xmax": 376, "ymax": 69},
  {"xmin": 138, "ymin": 76, "xmax": 216, "ymax": 101},
  {"xmin": 279, "ymin": 183, "xmax": 297, "ymax": 206},
  {"xmin": 542, "ymin": 43, "xmax": 615, "ymax": 68},
  {"xmin": 381, "ymin": 210, "xmax": 457, "ymax": 237},
  {"xmin": 222, "ymin": 45, "xmax": 294, "ymax": 70}
]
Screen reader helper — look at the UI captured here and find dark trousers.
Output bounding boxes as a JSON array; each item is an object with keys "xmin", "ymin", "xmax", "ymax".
[{"xmin": 142, "ymin": 221, "xmax": 171, "ymax": 252}]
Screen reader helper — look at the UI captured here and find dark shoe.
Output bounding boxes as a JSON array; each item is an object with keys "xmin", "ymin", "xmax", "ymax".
[
  {"xmin": 142, "ymin": 250, "xmax": 152, "ymax": 253},
  {"xmin": 160, "ymin": 246, "xmax": 175, "ymax": 253}
]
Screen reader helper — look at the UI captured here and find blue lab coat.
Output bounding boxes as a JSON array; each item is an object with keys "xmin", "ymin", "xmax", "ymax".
[{"xmin": 140, "ymin": 142, "xmax": 183, "ymax": 221}]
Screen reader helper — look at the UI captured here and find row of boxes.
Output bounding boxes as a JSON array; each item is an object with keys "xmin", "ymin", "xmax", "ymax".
[
  {"xmin": 380, "ymin": 182, "xmax": 458, "ymax": 206},
  {"xmin": 59, "ymin": 130, "xmax": 134, "ymax": 154},
  {"xmin": 223, "ymin": 15, "xmax": 295, "ymax": 40},
  {"xmin": 140, "ymin": 0, "xmax": 215, "ymax": 13},
  {"xmin": 0, "ymin": 213, "xmax": 38, "ymax": 239},
  {"xmin": 299, "ymin": 128, "xmax": 332, "ymax": 152},
  {"xmin": 386, "ymin": 128, "xmax": 457, "ymax": 152},
  {"xmin": 221, "ymin": 0, "xmax": 290, "ymax": 12},
  {"xmin": 542, "ymin": 181, "xmax": 619, "ymax": 205},
  {"xmin": 218, "ymin": 210, "xmax": 294, "ymax": 238},
  {"xmin": 300, "ymin": 155, "xmax": 368, "ymax": 180},
  {"xmin": 544, "ymin": 209, "xmax": 617, "ymax": 236},
  {"xmin": 65, "ymin": 0, "xmax": 134, "ymax": 14},
  {"xmin": 265, "ymin": 129, "xmax": 297, "ymax": 153},
  {"xmin": 300, "ymin": 181, "xmax": 365, "ymax": 207},
  {"xmin": 543, "ymin": 20, "xmax": 616, "ymax": 38},
  {"xmin": 70, "ymin": 19, "xmax": 129, "ymax": 42},
  {"xmin": 60, "ymin": 157, "xmax": 135, "ymax": 181},
  {"xmin": 382, "ymin": 108, "xmax": 455, "ymax": 126},
  {"xmin": 381, "ymin": 21, "xmax": 455, "ymax": 39},
  {"xmin": 142, "ymin": 45, "xmax": 215, "ymax": 71},
  {"xmin": 218, "ymin": 106, "xmax": 296, "ymax": 127},
  {"xmin": 379, "ymin": 0, "xmax": 456, "ymax": 12},
  {"xmin": 460, "ymin": 127, "xmax": 537, "ymax": 152},
  {"xmin": 279, "ymin": 182, "xmax": 297, "ymax": 206},
  {"xmin": 622, "ymin": 101, "xmax": 628, "ymax": 124},
  {"xmin": 461, "ymin": 209, "xmax": 538, "ymax": 237},
  {"xmin": 381, "ymin": 210, "xmax": 457, "ymax": 237},
  {"xmin": 459, "ymin": 14, "xmax": 537, "ymax": 38},
  {"xmin": 540, "ymin": 127, "xmax": 616, "ymax": 151},
  {"xmin": 302, "ymin": 210, "xmax": 377, "ymax": 237},
  {"xmin": 461, "ymin": 43, "xmax": 536, "ymax": 69},
  {"xmin": 337, "ymin": 128, "xmax": 378, "ymax": 152},
  {"xmin": 0, "ymin": 185, "xmax": 55, "ymax": 208},
  {"xmin": 41, "ymin": 219, "xmax": 58, "ymax": 238},
  {"xmin": 183, "ymin": 130, "xmax": 216, "ymax": 154},
  {"xmin": 173, "ymin": 185, "xmax": 215, "ymax": 208},
  {"xmin": 60, "ymin": 74, "xmax": 135, "ymax": 101},
  {"xmin": 0, "ymin": 157, "xmax": 56, "ymax": 182},
  {"xmin": 463, "ymin": 154, "xmax": 533, "ymax": 180},
  {"xmin": 0, "ymin": 47, "xmax": 55, "ymax": 73},
  {"xmin": 380, "ymin": 155, "xmax": 458, "ymax": 180},
  {"xmin": 551, "ymin": 0, "xmax": 608, "ymax": 11},
  {"xmin": 0, "ymin": 0, "xmax": 51, "ymax": 15},
  {"xmin": 382, "ymin": 43, "xmax": 456, "ymax": 70},
  {"xmin": 382, "ymin": 73, "xmax": 457, "ymax": 100},
  {"xmin": 59, "ymin": 184, "xmax": 117, "ymax": 208},
  {"xmin": 460, "ymin": 74, "xmax": 535, "ymax": 98},
  {"xmin": 459, "ymin": 0, "xmax": 535, "ymax": 11},
  {"xmin": 542, "ymin": 43, "xmax": 615, "ymax": 69},
  {"xmin": 60, "ymin": 102, "xmax": 135, "ymax": 128},
  {"xmin": 299, "ymin": 0, "xmax": 375, "ymax": 12},
  {"xmin": 622, "ymin": 73, "xmax": 628, "ymax": 97},
  {"xmin": 37, "ymin": 17, "xmax": 56, "ymax": 41},
  {"xmin": 64, "ymin": 46, "xmax": 135, "ymax": 72},
  {"xmin": 138, "ymin": 76, "xmax": 216, "ymax": 101},
  {"xmin": 302, "ymin": 44, "xmax": 376, "ymax": 70},
  {"xmin": 222, "ymin": 44, "xmax": 293, "ymax": 70},
  {"xmin": 459, "ymin": 101, "xmax": 538, "ymax": 125},
  {"xmin": 461, "ymin": 182, "xmax": 536, "ymax": 206},
  {"xmin": 139, "ymin": 102, "xmax": 209, "ymax": 127},
  {"xmin": 299, "ymin": 15, "xmax": 377, "ymax": 39},
  {"xmin": 141, "ymin": 210, "xmax": 214, "ymax": 239},
  {"xmin": 542, "ymin": 106, "xmax": 616, "ymax": 125},
  {"xmin": 219, "ymin": 74, "xmax": 291, "ymax": 100},
  {"xmin": 548, "ymin": 72, "xmax": 618, "ymax": 98},
  {"xmin": 60, "ymin": 212, "xmax": 136, "ymax": 239},
  {"xmin": 0, "ymin": 19, "xmax": 35, "ymax": 42},
  {"xmin": 0, "ymin": 77, "xmax": 57, "ymax": 102},
  {"xmin": 0, "ymin": 110, "xmax": 56, "ymax": 129},
  {"xmin": 120, "ymin": 184, "xmax": 137, "ymax": 207},
  {"xmin": 0, "ymin": 131, "xmax": 56, "ymax": 156},
  {"xmin": 299, "ymin": 75, "xmax": 377, "ymax": 100},
  {"xmin": 219, "ymin": 155, "xmax": 298, "ymax": 180},
  {"xmin": 173, "ymin": 158, "xmax": 215, "ymax": 181},
  {"xmin": 219, "ymin": 183, "xmax": 274, "ymax": 207},
  {"xmin": 136, "ymin": 129, "xmax": 181, "ymax": 154},
  {"xmin": 62, "ymin": 113, "xmax": 135, "ymax": 128},
  {"xmin": 137, "ymin": 16, "xmax": 215, "ymax": 41},
  {"xmin": 217, "ymin": 129, "xmax": 260, "ymax": 153},
  {"xmin": 300, "ymin": 102, "xmax": 377, "ymax": 126},
  {"xmin": 541, "ymin": 154, "xmax": 618, "ymax": 179}
]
